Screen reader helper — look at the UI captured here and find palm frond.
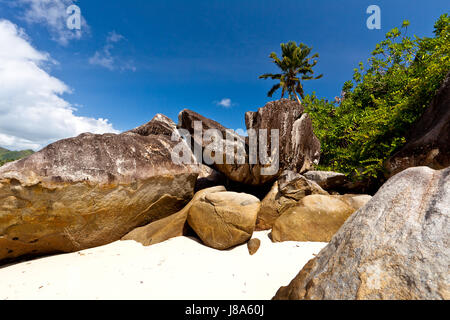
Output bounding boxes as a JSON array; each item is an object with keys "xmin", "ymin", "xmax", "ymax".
[
  {"xmin": 259, "ymin": 41, "xmax": 323, "ymax": 101},
  {"xmin": 268, "ymin": 83, "xmax": 281, "ymax": 97}
]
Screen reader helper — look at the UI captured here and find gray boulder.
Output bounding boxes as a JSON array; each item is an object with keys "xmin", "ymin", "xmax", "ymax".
[
  {"xmin": 245, "ymin": 99, "xmax": 321, "ymax": 175},
  {"xmin": 0, "ymin": 114, "xmax": 199, "ymax": 262},
  {"xmin": 274, "ymin": 166, "xmax": 450, "ymax": 300},
  {"xmin": 303, "ymin": 170, "xmax": 347, "ymax": 191}
]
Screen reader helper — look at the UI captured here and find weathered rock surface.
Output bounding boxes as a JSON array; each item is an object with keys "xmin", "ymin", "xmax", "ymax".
[
  {"xmin": 245, "ymin": 99, "xmax": 321, "ymax": 175},
  {"xmin": 271, "ymin": 194, "xmax": 356, "ymax": 242},
  {"xmin": 0, "ymin": 114, "xmax": 199, "ymax": 262},
  {"xmin": 274, "ymin": 166, "xmax": 450, "ymax": 300},
  {"xmin": 247, "ymin": 238, "xmax": 261, "ymax": 255},
  {"xmin": 256, "ymin": 171, "xmax": 328, "ymax": 230},
  {"xmin": 188, "ymin": 191, "xmax": 260, "ymax": 250},
  {"xmin": 386, "ymin": 72, "xmax": 450, "ymax": 176},
  {"xmin": 336, "ymin": 194, "xmax": 372, "ymax": 211},
  {"xmin": 195, "ymin": 165, "xmax": 227, "ymax": 192},
  {"xmin": 122, "ymin": 186, "xmax": 226, "ymax": 246},
  {"xmin": 178, "ymin": 99, "xmax": 321, "ymax": 185},
  {"xmin": 178, "ymin": 109, "xmax": 258, "ymax": 185},
  {"xmin": 121, "ymin": 208, "xmax": 188, "ymax": 247},
  {"xmin": 303, "ymin": 171, "xmax": 347, "ymax": 191}
]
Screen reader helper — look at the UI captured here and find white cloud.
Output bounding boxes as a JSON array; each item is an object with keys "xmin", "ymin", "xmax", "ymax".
[
  {"xmin": 0, "ymin": 20, "xmax": 119, "ymax": 151},
  {"xmin": 215, "ymin": 98, "xmax": 233, "ymax": 108},
  {"xmin": 107, "ymin": 31, "xmax": 124, "ymax": 43},
  {"xmin": 234, "ymin": 128, "xmax": 248, "ymax": 137},
  {"xmin": 89, "ymin": 50, "xmax": 115, "ymax": 70},
  {"xmin": 18, "ymin": 0, "xmax": 88, "ymax": 45},
  {"xmin": 89, "ymin": 31, "xmax": 136, "ymax": 72}
]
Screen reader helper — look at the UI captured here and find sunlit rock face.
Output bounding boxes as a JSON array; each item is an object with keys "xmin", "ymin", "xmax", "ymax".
[
  {"xmin": 178, "ymin": 99, "xmax": 321, "ymax": 186},
  {"xmin": 245, "ymin": 98, "xmax": 321, "ymax": 175},
  {"xmin": 256, "ymin": 170, "xmax": 329, "ymax": 231},
  {"xmin": 0, "ymin": 114, "xmax": 199, "ymax": 262},
  {"xmin": 188, "ymin": 191, "xmax": 260, "ymax": 250},
  {"xmin": 121, "ymin": 186, "xmax": 226, "ymax": 247},
  {"xmin": 274, "ymin": 166, "xmax": 450, "ymax": 300}
]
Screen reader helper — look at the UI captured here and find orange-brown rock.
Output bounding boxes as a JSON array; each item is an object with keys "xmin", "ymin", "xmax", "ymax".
[
  {"xmin": 121, "ymin": 186, "xmax": 226, "ymax": 246},
  {"xmin": 188, "ymin": 191, "xmax": 260, "ymax": 250},
  {"xmin": 247, "ymin": 238, "xmax": 261, "ymax": 255},
  {"xmin": 256, "ymin": 171, "xmax": 328, "ymax": 230},
  {"xmin": 271, "ymin": 195, "xmax": 355, "ymax": 242},
  {"xmin": 335, "ymin": 194, "xmax": 372, "ymax": 211}
]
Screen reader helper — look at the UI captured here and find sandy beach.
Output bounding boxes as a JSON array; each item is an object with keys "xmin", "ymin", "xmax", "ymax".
[{"xmin": 0, "ymin": 231, "xmax": 326, "ymax": 300}]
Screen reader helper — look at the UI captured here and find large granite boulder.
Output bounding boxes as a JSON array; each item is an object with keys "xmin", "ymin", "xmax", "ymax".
[
  {"xmin": 187, "ymin": 191, "xmax": 260, "ymax": 250},
  {"xmin": 271, "ymin": 194, "xmax": 358, "ymax": 242},
  {"xmin": 0, "ymin": 114, "xmax": 199, "ymax": 262},
  {"xmin": 386, "ymin": 72, "xmax": 450, "ymax": 176},
  {"xmin": 274, "ymin": 166, "xmax": 450, "ymax": 300},
  {"xmin": 178, "ymin": 109, "xmax": 257, "ymax": 184},
  {"xmin": 178, "ymin": 99, "xmax": 321, "ymax": 185},
  {"xmin": 256, "ymin": 171, "xmax": 328, "ymax": 230},
  {"xmin": 245, "ymin": 99, "xmax": 321, "ymax": 174},
  {"xmin": 121, "ymin": 186, "xmax": 226, "ymax": 246}
]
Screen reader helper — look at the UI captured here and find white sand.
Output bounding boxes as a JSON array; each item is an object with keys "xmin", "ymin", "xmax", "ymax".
[{"xmin": 0, "ymin": 231, "xmax": 326, "ymax": 300}]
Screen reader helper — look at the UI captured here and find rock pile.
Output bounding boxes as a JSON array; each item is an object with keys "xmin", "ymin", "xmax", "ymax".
[{"xmin": 1, "ymin": 97, "xmax": 448, "ymax": 301}]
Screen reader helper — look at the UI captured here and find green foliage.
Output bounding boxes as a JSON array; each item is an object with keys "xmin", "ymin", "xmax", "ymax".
[
  {"xmin": 259, "ymin": 41, "xmax": 322, "ymax": 104},
  {"xmin": 0, "ymin": 147, "xmax": 34, "ymax": 167},
  {"xmin": 304, "ymin": 14, "xmax": 450, "ymax": 182}
]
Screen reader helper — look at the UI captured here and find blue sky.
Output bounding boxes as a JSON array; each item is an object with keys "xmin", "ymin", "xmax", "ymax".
[{"xmin": 0, "ymin": 0, "xmax": 448, "ymax": 150}]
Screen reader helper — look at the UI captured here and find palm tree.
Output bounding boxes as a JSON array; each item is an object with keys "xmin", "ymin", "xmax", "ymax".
[{"xmin": 259, "ymin": 41, "xmax": 323, "ymax": 105}]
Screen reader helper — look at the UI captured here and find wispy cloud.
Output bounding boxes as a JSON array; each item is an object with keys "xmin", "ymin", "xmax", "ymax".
[
  {"xmin": 107, "ymin": 30, "xmax": 124, "ymax": 43},
  {"xmin": 0, "ymin": 20, "xmax": 118, "ymax": 151},
  {"xmin": 17, "ymin": 0, "xmax": 88, "ymax": 45},
  {"xmin": 215, "ymin": 98, "xmax": 235, "ymax": 108},
  {"xmin": 89, "ymin": 31, "xmax": 136, "ymax": 72}
]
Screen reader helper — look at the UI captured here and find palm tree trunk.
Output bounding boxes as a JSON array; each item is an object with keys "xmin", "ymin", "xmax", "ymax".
[{"xmin": 294, "ymin": 93, "xmax": 302, "ymax": 106}]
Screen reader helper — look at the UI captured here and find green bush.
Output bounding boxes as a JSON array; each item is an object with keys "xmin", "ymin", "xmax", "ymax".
[
  {"xmin": 0, "ymin": 148, "xmax": 34, "ymax": 167},
  {"xmin": 304, "ymin": 14, "xmax": 450, "ymax": 183}
]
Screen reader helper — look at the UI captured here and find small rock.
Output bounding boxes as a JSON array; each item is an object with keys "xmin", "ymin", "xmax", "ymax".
[{"xmin": 247, "ymin": 238, "xmax": 261, "ymax": 255}]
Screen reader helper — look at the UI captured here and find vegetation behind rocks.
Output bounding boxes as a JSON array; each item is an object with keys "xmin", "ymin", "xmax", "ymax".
[
  {"xmin": 303, "ymin": 14, "xmax": 450, "ymax": 184},
  {"xmin": 0, "ymin": 147, "xmax": 34, "ymax": 166}
]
